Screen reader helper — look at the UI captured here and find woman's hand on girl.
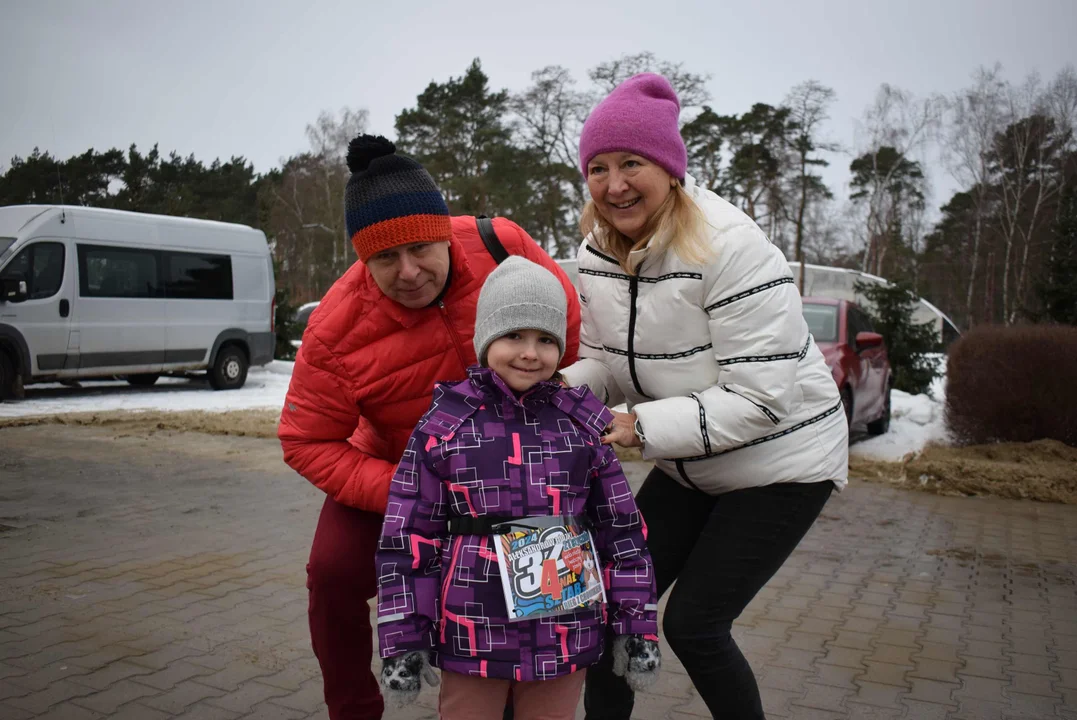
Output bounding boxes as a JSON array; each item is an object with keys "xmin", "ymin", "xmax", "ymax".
[{"xmin": 602, "ymin": 410, "xmax": 643, "ymax": 448}]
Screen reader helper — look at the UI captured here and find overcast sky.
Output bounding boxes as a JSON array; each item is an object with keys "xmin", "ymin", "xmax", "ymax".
[{"xmin": 2, "ymin": 0, "xmax": 1075, "ymax": 206}]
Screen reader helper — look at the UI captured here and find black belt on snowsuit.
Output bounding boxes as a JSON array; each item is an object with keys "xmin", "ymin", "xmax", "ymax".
[{"xmin": 447, "ymin": 514, "xmax": 590, "ymax": 535}]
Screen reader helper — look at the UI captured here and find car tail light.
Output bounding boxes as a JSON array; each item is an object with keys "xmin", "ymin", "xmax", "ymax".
[{"xmin": 271, "ymin": 297, "xmax": 276, "ymax": 334}]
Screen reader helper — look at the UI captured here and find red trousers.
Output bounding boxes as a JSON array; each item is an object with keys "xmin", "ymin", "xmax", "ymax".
[{"xmin": 306, "ymin": 496, "xmax": 385, "ymax": 719}]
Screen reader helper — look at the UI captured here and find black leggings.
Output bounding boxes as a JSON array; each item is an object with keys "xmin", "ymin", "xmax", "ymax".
[{"xmin": 585, "ymin": 468, "xmax": 834, "ymax": 720}]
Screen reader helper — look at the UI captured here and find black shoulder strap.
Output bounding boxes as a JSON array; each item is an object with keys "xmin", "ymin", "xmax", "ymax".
[{"xmin": 476, "ymin": 216, "xmax": 509, "ymax": 265}]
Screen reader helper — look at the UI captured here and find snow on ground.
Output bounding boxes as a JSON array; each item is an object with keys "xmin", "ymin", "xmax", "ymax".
[
  {"xmin": 2, "ymin": 359, "xmax": 953, "ymax": 463},
  {"xmin": 0, "ymin": 361, "xmax": 294, "ymax": 418},
  {"xmin": 849, "ymin": 373, "xmax": 949, "ymax": 462}
]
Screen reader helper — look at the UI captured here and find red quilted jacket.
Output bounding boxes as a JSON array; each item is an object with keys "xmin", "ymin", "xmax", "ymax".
[{"xmin": 278, "ymin": 216, "xmax": 581, "ymax": 514}]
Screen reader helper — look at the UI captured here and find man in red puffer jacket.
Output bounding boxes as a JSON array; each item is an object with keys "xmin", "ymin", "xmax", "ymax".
[{"xmin": 278, "ymin": 135, "xmax": 580, "ymax": 720}]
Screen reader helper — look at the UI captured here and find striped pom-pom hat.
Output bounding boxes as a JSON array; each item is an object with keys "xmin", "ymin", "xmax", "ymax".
[{"xmin": 344, "ymin": 135, "xmax": 452, "ymax": 262}]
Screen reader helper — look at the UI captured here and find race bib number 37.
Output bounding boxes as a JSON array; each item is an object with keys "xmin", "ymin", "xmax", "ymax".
[{"xmin": 492, "ymin": 520, "xmax": 606, "ymax": 621}]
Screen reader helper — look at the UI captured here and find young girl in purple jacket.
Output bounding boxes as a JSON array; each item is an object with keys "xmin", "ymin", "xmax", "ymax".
[{"xmin": 375, "ymin": 257, "xmax": 660, "ymax": 720}]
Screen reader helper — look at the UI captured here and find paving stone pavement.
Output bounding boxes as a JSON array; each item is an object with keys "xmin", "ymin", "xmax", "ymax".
[{"xmin": 1, "ymin": 423, "xmax": 1076, "ymax": 719}]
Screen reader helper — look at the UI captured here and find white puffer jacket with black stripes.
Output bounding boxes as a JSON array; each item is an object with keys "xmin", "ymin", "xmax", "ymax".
[{"xmin": 562, "ymin": 176, "xmax": 849, "ymax": 495}]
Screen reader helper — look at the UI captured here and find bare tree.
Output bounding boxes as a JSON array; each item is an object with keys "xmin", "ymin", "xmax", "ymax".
[
  {"xmin": 264, "ymin": 154, "xmax": 343, "ymax": 302},
  {"xmin": 903, "ymin": 182, "xmax": 933, "ymax": 292},
  {"xmin": 306, "ymin": 107, "xmax": 370, "ymax": 161},
  {"xmin": 303, "ymin": 107, "xmax": 368, "ymax": 269},
  {"xmin": 1046, "ymin": 65, "xmax": 1077, "ymax": 192},
  {"xmin": 588, "ymin": 52, "xmax": 711, "ymax": 108},
  {"xmin": 838, "ymin": 200, "xmax": 872, "ymax": 268},
  {"xmin": 1046, "ymin": 65, "xmax": 1077, "ymax": 145},
  {"xmin": 992, "ymin": 73, "xmax": 1068, "ymax": 323},
  {"xmin": 799, "ymin": 197, "xmax": 849, "ymax": 267},
  {"xmin": 946, "ymin": 65, "xmax": 1007, "ymax": 327},
  {"xmin": 783, "ymin": 81, "xmax": 838, "ymax": 293},
  {"xmin": 852, "ymin": 84, "xmax": 945, "ymax": 276},
  {"xmin": 510, "ymin": 66, "xmax": 591, "ymax": 210},
  {"xmin": 264, "ymin": 107, "xmax": 369, "ymax": 303}
]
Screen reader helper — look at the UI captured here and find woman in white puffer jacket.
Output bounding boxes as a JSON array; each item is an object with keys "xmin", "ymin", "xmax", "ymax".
[{"xmin": 562, "ymin": 73, "xmax": 849, "ymax": 720}]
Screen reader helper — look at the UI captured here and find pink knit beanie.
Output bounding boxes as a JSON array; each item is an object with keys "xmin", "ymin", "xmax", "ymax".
[{"xmin": 579, "ymin": 73, "xmax": 687, "ymax": 180}]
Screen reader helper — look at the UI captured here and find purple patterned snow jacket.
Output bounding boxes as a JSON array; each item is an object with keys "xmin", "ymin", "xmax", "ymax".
[{"xmin": 376, "ymin": 366, "xmax": 658, "ymax": 681}]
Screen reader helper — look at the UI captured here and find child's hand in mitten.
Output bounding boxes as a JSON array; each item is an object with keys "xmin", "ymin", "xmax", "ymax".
[
  {"xmin": 611, "ymin": 634, "xmax": 662, "ymax": 690},
  {"xmin": 380, "ymin": 651, "xmax": 439, "ymax": 706}
]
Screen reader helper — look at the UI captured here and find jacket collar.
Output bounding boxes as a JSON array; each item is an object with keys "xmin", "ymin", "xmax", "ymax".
[
  {"xmin": 373, "ymin": 236, "xmax": 478, "ymax": 329},
  {"xmin": 467, "ymin": 365, "xmax": 561, "ymax": 411}
]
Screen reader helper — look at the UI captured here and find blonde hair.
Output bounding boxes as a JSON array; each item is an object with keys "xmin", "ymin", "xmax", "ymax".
[{"xmin": 580, "ymin": 183, "xmax": 712, "ymax": 274}]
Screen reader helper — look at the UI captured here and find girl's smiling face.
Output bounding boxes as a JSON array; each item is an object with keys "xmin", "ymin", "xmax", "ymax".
[{"xmin": 485, "ymin": 329, "xmax": 561, "ymax": 392}]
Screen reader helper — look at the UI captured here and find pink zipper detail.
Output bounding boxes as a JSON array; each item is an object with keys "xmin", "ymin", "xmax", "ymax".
[{"xmin": 440, "ymin": 536, "xmax": 463, "ymax": 642}]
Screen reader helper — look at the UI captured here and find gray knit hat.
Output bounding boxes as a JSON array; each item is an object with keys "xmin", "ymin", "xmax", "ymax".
[{"xmin": 474, "ymin": 257, "xmax": 568, "ymax": 366}]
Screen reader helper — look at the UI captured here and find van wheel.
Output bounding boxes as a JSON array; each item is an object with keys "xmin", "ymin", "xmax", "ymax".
[
  {"xmin": 209, "ymin": 345, "xmax": 248, "ymax": 391},
  {"xmin": 126, "ymin": 374, "xmax": 160, "ymax": 387},
  {"xmin": 0, "ymin": 351, "xmax": 15, "ymax": 401}
]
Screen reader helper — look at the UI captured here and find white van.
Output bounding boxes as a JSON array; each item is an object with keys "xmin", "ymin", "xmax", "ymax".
[{"xmin": 0, "ymin": 205, "xmax": 275, "ymax": 399}]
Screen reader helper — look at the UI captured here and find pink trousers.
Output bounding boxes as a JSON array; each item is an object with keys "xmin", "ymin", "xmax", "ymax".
[{"xmin": 439, "ymin": 669, "xmax": 587, "ymax": 720}]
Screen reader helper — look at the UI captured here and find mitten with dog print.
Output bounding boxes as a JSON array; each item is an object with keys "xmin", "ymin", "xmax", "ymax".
[
  {"xmin": 379, "ymin": 651, "xmax": 439, "ymax": 706},
  {"xmin": 611, "ymin": 634, "xmax": 662, "ymax": 690}
]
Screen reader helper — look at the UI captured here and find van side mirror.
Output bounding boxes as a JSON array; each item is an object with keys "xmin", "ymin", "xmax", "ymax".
[{"xmin": 1, "ymin": 276, "xmax": 28, "ymax": 303}]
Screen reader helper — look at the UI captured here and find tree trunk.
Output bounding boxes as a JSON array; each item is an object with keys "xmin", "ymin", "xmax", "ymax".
[
  {"xmin": 964, "ymin": 189, "xmax": 985, "ymax": 328},
  {"xmin": 795, "ymin": 160, "xmax": 808, "ymax": 296},
  {"xmin": 1010, "ymin": 178, "xmax": 1051, "ymax": 323},
  {"xmin": 1001, "ymin": 229, "xmax": 1014, "ymax": 323}
]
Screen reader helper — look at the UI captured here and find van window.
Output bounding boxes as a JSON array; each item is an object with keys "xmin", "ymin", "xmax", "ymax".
[
  {"xmin": 0, "ymin": 242, "xmax": 66, "ymax": 300},
  {"xmin": 0, "ymin": 237, "xmax": 15, "ymax": 265},
  {"xmin": 78, "ymin": 245, "xmax": 161, "ymax": 298},
  {"xmin": 164, "ymin": 252, "xmax": 233, "ymax": 300}
]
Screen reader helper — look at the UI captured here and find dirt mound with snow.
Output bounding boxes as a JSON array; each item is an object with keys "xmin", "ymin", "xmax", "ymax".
[
  {"xmin": 7, "ymin": 407, "xmax": 1075, "ymax": 505},
  {"xmin": 0, "ymin": 408, "xmax": 281, "ymax": 439},
  {"xmin": 850, "ymin": 438, "xmax": 1077, "ymax": 504}
]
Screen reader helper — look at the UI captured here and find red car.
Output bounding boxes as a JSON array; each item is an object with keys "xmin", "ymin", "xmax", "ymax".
[{"xmin": 802, "ymin": 297, "xmax": 892, "ymax": 435}]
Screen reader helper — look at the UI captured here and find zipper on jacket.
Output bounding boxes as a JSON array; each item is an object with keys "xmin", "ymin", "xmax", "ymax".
[
  {"xmin": 626, "ymin": 276, "xmax": 649, "ymax": 397},
  {"xmin": 439, "ymin": 536, "xmax": 462, "ymax": 639},
  {"xmin": 675, "ymin": 460, "xmax": 706, "ymax": 493},
  {"xmin": 438, "ymin": 301, "xmax": 469, "ymax": 372}
]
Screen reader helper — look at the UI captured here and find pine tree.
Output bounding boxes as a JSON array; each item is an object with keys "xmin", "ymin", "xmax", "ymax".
[
  {"xmin": 682, "ymin": 106, "xmax": 733, "ymax": 194},
  {"xmin": 722, "ymin": 104, "xmax": 791, "ymax": 223},
  {"xmin": 1037, "ymin": 177, "xmax": 1077, "ymax": 325},
  {"xmin": 850, "ymin": 146, "xmax": 926, "ymax": 278},
  {"xmin": 854, "ymin": 279, "xmax": 941, "ymax": 395},
  {"xmin": 0, "ymin": 147, "xmax": 124, "ymax": 206},
  {"xmin": 394, "ymin": 59, "xmax": 515, "ymax": 217},
  {"xmin": 272, "ymin": 257, "xmax": 299, "ymax": 361}
]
